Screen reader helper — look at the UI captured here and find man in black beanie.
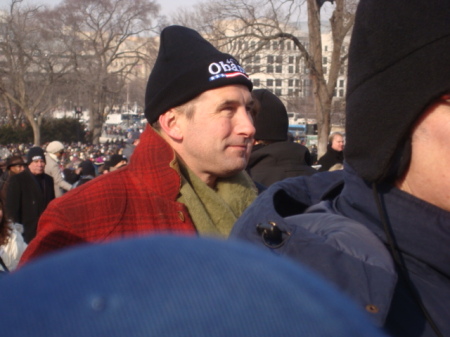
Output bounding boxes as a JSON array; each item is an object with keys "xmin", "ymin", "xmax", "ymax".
[
  {"xmin": 231, "ymin": 1, "xmax": 450, "ymax": 336},
  {"xmin": 6, "ymin": 147, "xmax": 55, "ymax": 243},
  {"xmin": 21, "ymin": 25, "xmax": 257, "ymax": 264},
  {"xmin": 246, "ymin": 89, "xmax": 317, "ymax": 187}
]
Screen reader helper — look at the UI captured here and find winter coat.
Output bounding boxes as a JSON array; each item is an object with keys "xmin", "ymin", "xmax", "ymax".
[
  {"xmin": 231, "ymin": 165, "xmax": 450, "ymax": 337},
  {"xmin": 6, "ymin": 170, "xmax": 55, "ymax": 243},
  {"xmin": 247, "ymin": 141, "xmax": 317, "ymax": 187},
  {"xmin": 45, "ymin": 154, "xmax": 72, "ymax": 197},
  {"xmin": 20, "ymin": 125, "xmax": 198, "ymax": 264},
  {"xmin": 317, "ymin": 144, "xmax": 344, "ymax": 171}
]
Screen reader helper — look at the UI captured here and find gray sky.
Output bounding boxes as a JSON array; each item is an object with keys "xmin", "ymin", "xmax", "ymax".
[{"xmin": 24, "ymin": 0, "xmax": 201, "ymax": 17}]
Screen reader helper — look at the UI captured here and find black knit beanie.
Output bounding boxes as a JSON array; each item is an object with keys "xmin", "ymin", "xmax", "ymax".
[
  {"xmin": 145, "ymin": 25, "xmax": 253, "ymax": 124},
  {"xmin": 27, "ymin": 147, "xmax": 45, "ymax": 164},
  {"xmin": 345, "ymin": 0, "xmax": 450, "ymax": 183},
  {"xmin": 252, "ymin": 89, "xmax": 288, "ymax": 142}
]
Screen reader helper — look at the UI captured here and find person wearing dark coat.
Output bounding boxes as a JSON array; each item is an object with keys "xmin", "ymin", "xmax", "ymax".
[
  {"xmin": 232, "ymin": 1, "xmax": 450, "ymax": 336},
  {"xmin": 246, "ymin": 89, "xmax": 317, "ymax": 187},
  {"xmin": 317, "ymin": 132, "xmax": 344, "ymax": 171},
  {"xmin": 6, "ymin": 147, "xmax": 55, "ymax": 243},
  {"xmin": 0, "ymin": 155, "xmax": 26, "ymax": 201},
  {"xmin": 73, "ymin": 160, "xmax": 96, "ymax": 188}
]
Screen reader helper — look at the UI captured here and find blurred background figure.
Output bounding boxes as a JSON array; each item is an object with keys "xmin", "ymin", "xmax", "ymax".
[
  {"xmin": 317, "ymin": 132, "xmax": 344, "ymax": 172},
  {"xmin": 45, "ymin": 141, "xmax": 73, "ymax": 197},
  {"xmin": 0, "ymin": 156, "xmax": 26, "ymax": 201},
  {"xmin": 5, "ymin": 147, "xmax": 54, "ymax": 243},
  {"xmin": 122, "ymin": 130, "xmax": 141, "ymax": 160},
  {"xmin": 108, "ymin": 154, "xmax": 127, "ymax": 172},
  {"xmin": 0, "ymin": 198, "xmax": 27, "ymax": 272},
  {"xmin": 72, "ymin": 160, "xmax": 96, "ymax": 188},
  {"xmin": 247, "ymin": 89, "xmax": 316, "ymax": 187}
]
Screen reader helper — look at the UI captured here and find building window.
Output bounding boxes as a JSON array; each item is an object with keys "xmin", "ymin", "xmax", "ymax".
[
  {"xmin": 253, "ymin": 79, "xmax": 260, "ymax": 87},
  {"xmin": 289, "ymin": 56, "xmax": 294, "ymax": 64},
  {"xmin": 323, "ymin": 57, "xmax": 328, "ymax": 64},
  {"xmin": 275, "ymin": 79, "xmax": 282, "ymax": 86},
  {"xmin": 275, "ymin": 65, "xmax": 282, "ymax": 73},
  {"xmin": 288, "ymin": 79, "xmax": 294, "ymax": 87},
  {"xmin": 266, "ymin": 79, "xmax": 274, "ymax": 86},
  {"xmin": 339, "ymin": 79, "xmax": 344, "ymax": 87},
  {"xmin": 267, "ymin": 55, "xmax": 274, "ymax": 64},
  {"xmin": 339, "ymin": 89, "xmax": 344, "ymax": 97},
  {"xmin": 288, "ymin": 66, "xmax": 294, "ymax": 74},
  {"xmin": 287, "ymin": 42, "xmax": 291, "ymax": 50},
  {"xmin": 267, "ymin": 65, "xmax": 274, "ymax": 73},
  {"xmin": 254, "ymin": 55, "xmax": 261, "ymax": 64},
  {"xmin": 276, "ymin": 55, "xmax": 282, "ymax": 63},
  {"xmin": 275, "ymin": 89, "xmax": 282, "ymax": 96}
]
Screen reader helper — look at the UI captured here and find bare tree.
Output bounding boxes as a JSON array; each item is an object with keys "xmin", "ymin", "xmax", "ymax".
[
  {"xmin": 0, "ymin": 0, "xmax": 74, "ymax": 145},
  {"xmin": 173, "ymin": 0, "xmax": 357, "ymax": 156},
  {"xmin": 46, "ymin": 0, "xmax": 160, "ymax": 144}
]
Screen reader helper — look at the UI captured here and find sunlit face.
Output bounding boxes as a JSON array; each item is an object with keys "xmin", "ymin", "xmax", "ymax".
[
  {"xmin": 28, "ymin": 159, "xmax": 45, "ymax": 175},
  {"xmin": 396, "ymin": 96, "xmax": 450, "ymax": 212},
  {"xmin": 331, "ymin": 135, "xmax": 345, "ymax": 152},
  {"xmin": 175, "ymin": 85, "xmax": 255, "ymax": 186}
]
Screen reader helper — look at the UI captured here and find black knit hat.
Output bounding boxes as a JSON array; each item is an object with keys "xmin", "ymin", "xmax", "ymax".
[
  {"xmin": 109, "ymin": 154, "xmax": 127, "ymax": 168},
  {"xmin": 144, "ymin": 25, "xmax": 253, "ymax": 124},
  {"xmin": 27, "ymin": 147, "xmax": 45, "ymax": 164},
  {"xmin": 252, "ymin": 89, "xmax": 288, "ymax": 142},
  {"xmin": 344, "ymin": 0, "xmax": 450, "ymax": 183},
  {"xmin": 79, "ymin": 160, "xmax": 96, "ymax": 177}
]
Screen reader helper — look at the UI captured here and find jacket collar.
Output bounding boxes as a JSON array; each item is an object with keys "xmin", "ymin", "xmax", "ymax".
[
  {"xmin": 127, "ymin": 124, "xmax": 181, "ymax": 199},
  {"xmin": 337, "ymin": 165, "xmax": 450, "ymax": 278}
]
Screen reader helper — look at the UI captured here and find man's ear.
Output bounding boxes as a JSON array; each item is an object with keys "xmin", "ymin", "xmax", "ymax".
[{"xmin": 158, "ymin": 109, "xmax": 183, "ymax": 141}]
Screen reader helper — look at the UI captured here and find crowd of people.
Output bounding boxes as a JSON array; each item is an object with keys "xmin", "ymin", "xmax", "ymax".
[{"xmin": 0, "ymin": 1, "xmax": 448, "ymax": 336}]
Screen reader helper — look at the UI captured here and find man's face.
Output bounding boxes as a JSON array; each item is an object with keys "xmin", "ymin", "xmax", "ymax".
[
  {"xmin": 175, "ymin": 84, "xmax": 255, "ymax": 186},
  {"xmin": 28, "ymin": 159, "xmax": 45, "ymax": 175},
  {"xmin": 396, "ymin": 96, "xmax": 450, "ymax": 211},
  {"xmin": 331, "ymin": 135, "xmax": 345, "ymax": 152}
]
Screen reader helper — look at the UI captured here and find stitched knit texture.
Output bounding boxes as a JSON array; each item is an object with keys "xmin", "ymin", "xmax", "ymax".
[
  {"xmin": 344, "ymin": 0, "xmax": 450, "ymax": 182},
  {"xmin": 145, "ymin": 25, "xmax": 252, "ymax": 124}
]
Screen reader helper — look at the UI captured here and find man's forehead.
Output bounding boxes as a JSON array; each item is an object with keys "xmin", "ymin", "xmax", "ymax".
[{"xmin": 199, "ymin": 84, "xmax": 252, "ymax": 102}]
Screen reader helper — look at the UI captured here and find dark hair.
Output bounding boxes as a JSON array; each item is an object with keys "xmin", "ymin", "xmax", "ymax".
[{"xmin": 0, "ymin": 198, "xmax": 11, "ymax": 246}]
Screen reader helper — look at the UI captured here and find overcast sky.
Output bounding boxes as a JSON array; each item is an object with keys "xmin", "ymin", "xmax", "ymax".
[{"xmin": 24, "ymin": 0, "xmax": 201, "ymax": 17}]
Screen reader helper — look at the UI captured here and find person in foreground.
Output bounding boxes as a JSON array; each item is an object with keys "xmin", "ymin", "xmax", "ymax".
[
  {"xmin": 20, "ymin": 25, "xmax": 257, "ymax": 264},
  {"xmin": 0, "ymin": 235, "xmax": 387, "ymax": 337},
  {"xmin": 231, "ymin": 1, "xmax": 450, "ymax": 336}
]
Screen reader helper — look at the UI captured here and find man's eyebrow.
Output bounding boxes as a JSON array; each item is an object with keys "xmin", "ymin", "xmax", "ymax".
[{"xmin": 215, "ymin": 98, "xmax": 254, "ymax": 112}]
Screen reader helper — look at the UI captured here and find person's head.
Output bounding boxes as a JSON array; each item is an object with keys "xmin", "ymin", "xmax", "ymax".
[
  {"xmin": 145, "ymin": 26, "xmax": 254, "ymax": 187},
  {"xmin": 46, "ymin": 141, "xmax": 65, "ymax": 160},
  {"xmin": 251, "ymin": 89, "xmax": 288, "ymax": 144},
  {"xmin": 27, "ymin": 147, "xmax": 46, "ymax": 176},
  {"xmin": 6, "ymin": 156, "xmax": 26, "ymax": 176},
  {"xmin": 344, "ymin": 0, "xmax": 450, "ymax": 197},
  {"xmin": 108, "ymin": 154, "xmax": 127, "ymax": 171},
  {"xmin": 329, "ymin": 132, "xmax": 344, "ymax": 152},
  {"xmin": 78, "ymin": 160, "xmax": 96, "ymax": 177}
]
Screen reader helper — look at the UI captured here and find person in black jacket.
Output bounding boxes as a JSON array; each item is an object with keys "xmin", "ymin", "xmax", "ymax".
[
  {"xmin": 246, "ymin": 89, "xmax": 317, "ymax": 187},
  {"xmin": 6, "ymin": 147, "xmax": 55, "ymax": 243},
  {"xmin": 317, "ymin": 132, "xmax": 344, "ymax": 171}
]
